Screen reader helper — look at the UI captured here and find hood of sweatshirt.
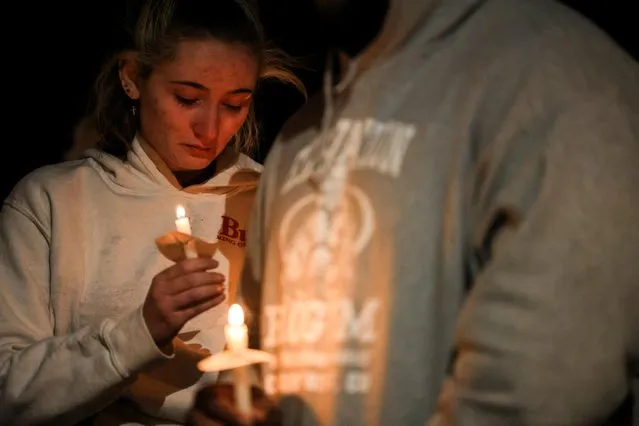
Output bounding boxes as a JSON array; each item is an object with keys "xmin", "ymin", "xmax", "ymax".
[{"xmin": 84, "ymin": 134, "xmax": 262, "ymax": 198}]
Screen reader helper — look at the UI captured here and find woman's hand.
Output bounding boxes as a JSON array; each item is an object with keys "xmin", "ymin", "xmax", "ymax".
[
  {"xmin": 143, "ymin": 257, "xmax": 226, "ymax": 348},
  {"xmin": 187, "ymin": 384, "xmax": 281, "ymax": 426}
]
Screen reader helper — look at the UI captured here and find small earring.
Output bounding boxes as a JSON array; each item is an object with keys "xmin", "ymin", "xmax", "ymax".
[{"xmin": 131, "ymin": 105, "xmax": 137, "ymax": 116}]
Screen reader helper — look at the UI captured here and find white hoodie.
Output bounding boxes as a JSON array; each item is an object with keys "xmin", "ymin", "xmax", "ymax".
[{"xmin": 0, "ymin": 136, "xmax": 262, "ymax": 425}]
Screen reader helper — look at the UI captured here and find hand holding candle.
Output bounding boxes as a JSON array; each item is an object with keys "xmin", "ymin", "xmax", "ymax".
[
  {"xmin": 225, "ymin": 304, "xmax": 252, "ymax": 418},
  {"xmin": 175, "ymin": 205, "xmax": 198, "ymax": 259},
  {"xmin": 196, "ymin": 304, "xmax": 276, "ymax": 423},
  {"xmin": 142, "ymin": 256, "xmax": 224, "ymax": 349}
]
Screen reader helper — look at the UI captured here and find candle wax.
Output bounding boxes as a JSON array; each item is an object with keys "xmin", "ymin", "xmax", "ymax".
[
  {"xmin": 175, "ymin": 205, "xmax": 197, "ymax": 259},
  {"xmin": 225, "ymin": 304, "xmax": 251, "ymax": 417}
]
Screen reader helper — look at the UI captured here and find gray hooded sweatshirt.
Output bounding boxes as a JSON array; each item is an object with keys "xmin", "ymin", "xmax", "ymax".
[{"xmin": 235, "ymin": 0, "xmax": 639, "ymax": 424}]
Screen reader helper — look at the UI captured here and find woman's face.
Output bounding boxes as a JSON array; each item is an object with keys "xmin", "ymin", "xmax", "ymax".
[{"xmin": 138, "ymin": 38, "xmax": 258, "ymax": 171}]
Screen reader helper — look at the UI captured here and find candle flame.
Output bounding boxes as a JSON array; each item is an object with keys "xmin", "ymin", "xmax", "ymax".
[
  {"xmin": 228, "ymin": 304, "xmax": 244, "ymax": 326},
  {"xmin": 176, "ymin": 205, "xmax": 186, "ymax": 219}
]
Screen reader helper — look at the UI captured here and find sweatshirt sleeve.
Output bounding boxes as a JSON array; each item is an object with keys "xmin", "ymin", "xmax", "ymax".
[
  {"xmin": 430, "ymin": 96, "xmax": 639, "ymax": 425},
  {"xmin": 0, "ymin": 199, "xmax": 170, "ymax": 425}
]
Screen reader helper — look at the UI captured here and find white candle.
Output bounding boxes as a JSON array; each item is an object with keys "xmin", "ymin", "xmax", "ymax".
[
  {"xmin": 225, "ymin": 304, "xmax": 251, "ymax": 417},
  {"xmin": 175, "ymin": 205, "xmax": 192, "ymax": 235},
  {"xmin": 175, "ymin": 205, "xmax": 197, "ymax": 259}
]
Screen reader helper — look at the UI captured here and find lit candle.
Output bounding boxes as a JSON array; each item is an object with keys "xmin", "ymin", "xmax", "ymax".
[
  {"xmin": 175, "ymin": 205, "xmax": 197, "ymax": 259},
  {"xmin": 175, "ymin": 205, "xmax": 192, "ymax": 235},
  {"xmin": 225, "ymin": 304, "xmax": 251, "ymax": 417}
]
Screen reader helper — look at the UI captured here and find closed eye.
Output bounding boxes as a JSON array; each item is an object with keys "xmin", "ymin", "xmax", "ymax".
[
  {"xmin": 175, "ymin": 95, "xmax": 199, "ymax": 107},
  {"xmin": 223, "ymin": 104, "xmax": 243, "ymax": 112}
]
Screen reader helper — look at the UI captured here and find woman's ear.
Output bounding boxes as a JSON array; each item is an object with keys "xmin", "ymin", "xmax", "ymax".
[{"xmin": 118, "ymin": 51, "xmax": 141, "ymax": 100}]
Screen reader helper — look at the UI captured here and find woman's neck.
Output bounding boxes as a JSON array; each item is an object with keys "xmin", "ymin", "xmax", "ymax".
[{"xmin": 173, "ymin": 159, "xmax": 217, "ymax": 188}]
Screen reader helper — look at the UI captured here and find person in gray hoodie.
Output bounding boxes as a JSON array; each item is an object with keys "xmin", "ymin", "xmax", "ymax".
[{"xmin": 188, "ymin": 0, "xmax": 639, "ymax": 425}]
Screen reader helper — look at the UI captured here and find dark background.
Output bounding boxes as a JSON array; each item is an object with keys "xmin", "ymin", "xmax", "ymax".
[{"xmin": 3, "ymin": 0, "xmax": 637, "ymax": 201}]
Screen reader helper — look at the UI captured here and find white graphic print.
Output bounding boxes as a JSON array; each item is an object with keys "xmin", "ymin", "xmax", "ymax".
[
  {"xmin": 281, "ymin": 118, "xmax": 416, "ymax": 195},
  {"xmin": 264, "ymin": 118, "xmax": 415, "ymax": 397},
  {"xmin": 277, "ymin": 187, "xmax": 375, "ymax": 298}
]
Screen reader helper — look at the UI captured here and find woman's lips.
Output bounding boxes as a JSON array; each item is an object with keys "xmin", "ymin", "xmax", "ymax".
[{"xmin": 182, "ymin": 144, "xmax": 213, "ymax": 158}]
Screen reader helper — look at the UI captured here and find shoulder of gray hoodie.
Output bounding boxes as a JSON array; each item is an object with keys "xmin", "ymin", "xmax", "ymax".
[
  {"xmin": 245, "ymin": 0, "xmax": 639, "ymax": 424},
  {"xmin": 426, "ymin": 1, "xmax": 639, "ymax": 424}
]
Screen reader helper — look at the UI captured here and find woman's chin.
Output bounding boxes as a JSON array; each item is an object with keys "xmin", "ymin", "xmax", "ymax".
[{"xmin": 177, "ymin": 155, "xmax": 215, "ymax": 171}]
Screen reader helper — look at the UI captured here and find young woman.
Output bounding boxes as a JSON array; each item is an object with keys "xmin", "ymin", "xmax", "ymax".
[{"xmin": 0, "ymin": 0, "xmax": 303, "ymax": 425}]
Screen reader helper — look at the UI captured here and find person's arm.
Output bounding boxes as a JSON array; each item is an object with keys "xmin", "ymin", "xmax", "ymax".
[
  {"xmin": 0, "ymin": 197, "xmax": 169, "ymax": 426},
  {"xmin": 430, "ymin": 98, "xmax": 639, "ymax": 425}
]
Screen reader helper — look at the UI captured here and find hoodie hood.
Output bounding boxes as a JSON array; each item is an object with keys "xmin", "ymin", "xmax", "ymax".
[
  {"xmin": 322, "ymin": 0, "xmax": 487, "ymax": 126},
  {"xmin": 341, "ymin": 0, "xmax": 484, "ymax": 81},
  {"xmin": 355, "ymin": 0, "xmax": 440, "ymax": 70},
  {"xmin": 313, "ymin": 0, "xmax": 484, "ymax": 186},
  {"xmin": 85, "ymin": 135, "xmax": 262, "ymax": 197}
]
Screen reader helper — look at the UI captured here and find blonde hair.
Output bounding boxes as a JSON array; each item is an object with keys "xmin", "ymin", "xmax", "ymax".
[{"xmin": 90, "ymin": 0, "xmax": 305, "ymax": 159}]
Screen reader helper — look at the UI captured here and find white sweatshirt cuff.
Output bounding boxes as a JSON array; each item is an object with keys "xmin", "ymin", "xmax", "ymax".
[{"xmin": 105, "ymin": 306, "xmax": 173, "ymax": 378}]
